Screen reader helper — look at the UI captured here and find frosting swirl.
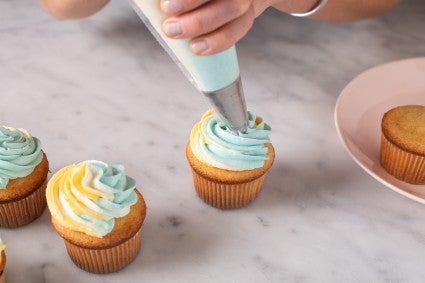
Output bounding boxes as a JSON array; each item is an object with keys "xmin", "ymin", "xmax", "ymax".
[
  {"xmin": 46, "ymin": 160, "xmax": 137, "ymax": 238},
  {"xmin": 0, "ymin": 238, "xmax": 5, "ymax": 254},
  {"xmin": 190, "ymin": 110, "xmax": 271, "ymax": 170},
  {"xmin": 0, "ymin": 126, "xmax": 43, "ymax": 189}
]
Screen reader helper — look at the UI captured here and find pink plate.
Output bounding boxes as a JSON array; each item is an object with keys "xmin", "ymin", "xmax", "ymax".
[{"xmin": 335, "ymin": 57, "xmax": 425, "ymax": 204}]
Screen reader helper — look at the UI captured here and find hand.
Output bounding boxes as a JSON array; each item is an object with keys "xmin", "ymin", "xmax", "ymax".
[
  {"xmin": 39, "ymin": 0, "xmax": 110, "ymax": 19},
  {"xmin": 160, "ymin": 0, "xmax": 274, "ymax": 56}
]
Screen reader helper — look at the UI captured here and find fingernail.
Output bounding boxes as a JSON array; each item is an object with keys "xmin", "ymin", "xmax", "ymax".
[
  {"xmin": 163, "ymin": 20, "xmax": 182, "ymax": 37},
  {"xmin": 190, "ymin": 40, "xmax": 209, "ymax": 55},
  {"xmin": 161, "ymin": 0, "xmax": 183, "ymax": 14}
]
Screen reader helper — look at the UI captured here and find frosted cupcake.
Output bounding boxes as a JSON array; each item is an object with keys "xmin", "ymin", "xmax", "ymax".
[
  {"xmin": 46, "ymin": 160, "xmax": 146, "ymax": 274},
  {"xmin": 0, "ymin": 238, "xmax": 5, "ymax": 283},
  {"xmin": 186, "ymin": 110, "xmax": 275, "ymax": 209},
  {"xmin": 0, "ymin": 126, "xmax": 49, "ymax": 227}
]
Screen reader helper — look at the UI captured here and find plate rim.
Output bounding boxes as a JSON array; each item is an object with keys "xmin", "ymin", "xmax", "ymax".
[{"xmin": 334, "ymin": 57, "xmax": 425, "ymax": 204}]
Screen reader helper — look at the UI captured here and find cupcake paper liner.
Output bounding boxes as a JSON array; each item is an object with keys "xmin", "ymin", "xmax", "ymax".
[
  {"xmin": 0, "ymin": 179, "xmax": 47, "ymax": 228},
  {"xmin": 191, "ymin": 169, "xmax": 267, "ymax": 209},
  {"xmin": 380, "ymin": 134, "xmax": 425, "ymax": 184},
  {"xmin": 63, "ymin": 226, "xmax": 142, "ymax": 274}
]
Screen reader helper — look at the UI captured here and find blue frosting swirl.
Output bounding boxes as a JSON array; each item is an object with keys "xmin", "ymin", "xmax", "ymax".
[
  {"xmin": 0, "ymin": 126, "xmax": 43, "ymax": 189},
  {"xmin": 190, "ymin": 110, "xmax": 271, "ymax": 170}
]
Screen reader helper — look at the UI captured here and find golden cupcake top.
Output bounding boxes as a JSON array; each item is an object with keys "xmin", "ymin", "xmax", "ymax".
[{"xmin": 382, "ymin": 105, "xmax": 425, "ymax": 155}]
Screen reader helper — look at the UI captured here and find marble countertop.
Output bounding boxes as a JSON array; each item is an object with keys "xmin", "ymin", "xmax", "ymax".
[{"xmin": 1, "ymin": 0, "xmax": 425, "ymax": 282}]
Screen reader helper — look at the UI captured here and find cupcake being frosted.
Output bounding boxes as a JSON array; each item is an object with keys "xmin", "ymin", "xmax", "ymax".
[
  {"xmin": 0, "ymin": 126, "xmax": 49, "ymax": 227},
  {"xmin": 46, "ymin": 160, "xmax": 146, "ymax": 274},
  {"xmin": 186, "ymin": 109, "xmax": 275, "ymax": 209}
]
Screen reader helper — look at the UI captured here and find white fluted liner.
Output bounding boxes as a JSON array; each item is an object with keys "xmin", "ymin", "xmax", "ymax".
[
  {"xmin": 380, "ymin": 134, "xmax": 425, "ymax": 184},
  {"xmin": 63, "ymin": 227, "xmax": 142, "ymax": 274},
  {"xmin": 0, "ymin": 180, "xmax": 47, "ymax": 228},
  {"xmin": 191, "ymin": 170, "xmax": 266, "ymax": 209}
]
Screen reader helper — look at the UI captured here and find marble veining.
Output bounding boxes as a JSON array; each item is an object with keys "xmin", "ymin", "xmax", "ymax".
[{"xmin": 0, "ymin": 0, "xmax": 425, "ymax": 282}]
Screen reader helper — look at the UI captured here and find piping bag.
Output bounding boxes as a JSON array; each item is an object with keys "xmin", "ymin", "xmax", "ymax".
[{"xmin": 129, "ymin": 0, "xmax": 249, "ymax": 133}]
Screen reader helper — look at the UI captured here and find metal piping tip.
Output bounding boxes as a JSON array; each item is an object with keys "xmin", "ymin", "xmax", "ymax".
[{"xmin": 202, "ymin": 76, "xmax": 249, "ymax": 133}]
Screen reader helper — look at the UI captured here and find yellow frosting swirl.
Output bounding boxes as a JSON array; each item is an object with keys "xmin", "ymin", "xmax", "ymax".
[{"xmin": 46, "ymin": 160, "xmax": 137, "ymax": 238}]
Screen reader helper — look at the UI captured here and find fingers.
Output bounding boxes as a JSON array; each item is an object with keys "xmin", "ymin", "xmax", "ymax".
[
  {"xmin": 162, "ymin": 0, "xmax": 252, "ymax": 38},
  {"xmin": 161, "ymin": 0, "xmax": 255, "ymax": 55},
  {"xmin": 160, "ymin": 0, "xmax": 210, "ymax": 15},
  {"xmin": 190, "ymin": 5, "xmax": 255, "ymax": 55}
]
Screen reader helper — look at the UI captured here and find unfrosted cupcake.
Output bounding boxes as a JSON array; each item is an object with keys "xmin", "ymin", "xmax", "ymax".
[
  {"xmin": 0, "ymin": 126, "xmax": 49, "ymax": 227},
  {"xmin": 380, "ymin": 105, "xmax": 425, "ymax": 184},
  {"xmin": 46, "ymin": 160, "xmax": 146, "ymax": 274},
  {"xmin": 0, "ymin": 238, "xmax": 5, "ymax": 283},
  {"xmin": 186, "ymin": 109, "xmax": 275, "ymax": 209}
]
